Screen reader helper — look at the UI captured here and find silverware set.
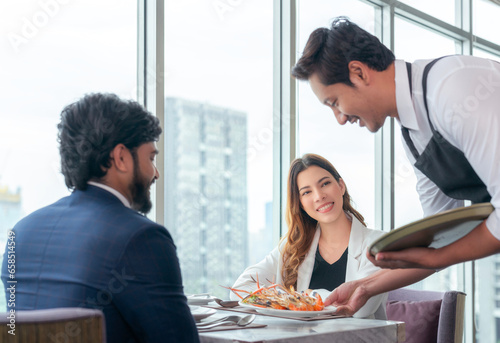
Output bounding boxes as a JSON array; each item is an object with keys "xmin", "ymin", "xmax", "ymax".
[
  {"xmin": 188, "ymin": 293, "xmax": 240, "ymax": 308},
  {"xmin": 196, "ymin": 314, "xmax": 256, "ymax": 330}
]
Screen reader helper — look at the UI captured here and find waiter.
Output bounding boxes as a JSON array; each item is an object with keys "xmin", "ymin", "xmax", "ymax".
[{"xmin": 291, "ymin": 17, "xmax": 500, "ymax": 315}]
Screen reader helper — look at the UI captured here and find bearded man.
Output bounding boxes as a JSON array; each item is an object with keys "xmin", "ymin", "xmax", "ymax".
[{"xmin": 1, "ymin": 93, "xmax": 199, "ymax": 343}]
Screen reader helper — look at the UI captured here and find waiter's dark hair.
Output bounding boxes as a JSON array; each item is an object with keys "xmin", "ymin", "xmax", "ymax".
[
  {"xmin": 58, "ymin": 93, "xmax": 162, "ymax": 190},
  {"xmin": 291, "ymin": 17, "xmax": 395, "ymax": 86}
]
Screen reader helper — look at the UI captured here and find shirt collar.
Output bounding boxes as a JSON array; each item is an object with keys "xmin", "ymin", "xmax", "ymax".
[
  {"xmin": 87, "ymin": 181, "xmax": 131, "ymax": 208},
  {"xmin": 395, "ymin": 59, "xmax": 419, "ymax": 130}
]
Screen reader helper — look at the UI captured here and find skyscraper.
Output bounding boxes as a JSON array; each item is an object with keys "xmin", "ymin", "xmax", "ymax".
[
  {"xmin": 164, "ymin": 98, "xmax": 248, "ymax": 297},
  {"xmin": 0, "ymin": 185, "xmax": 23, "ymax": 310}
]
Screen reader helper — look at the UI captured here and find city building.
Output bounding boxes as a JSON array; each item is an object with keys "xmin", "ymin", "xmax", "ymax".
[
  {"xmin": 0, "ymin": 185, "xmax": 22, "ymax": 251},
  {"xmin": 164, "ymin": 97, "xmax": 248, "ymax": 297},
  {"xmin": 0, "ymin": 185, "xmax": 23, "ymax": 310}
]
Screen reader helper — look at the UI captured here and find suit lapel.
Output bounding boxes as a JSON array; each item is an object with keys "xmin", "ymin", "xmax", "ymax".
[{"xmin": 346, "ymin": 216, "xmax": 364, "ymax": 281}]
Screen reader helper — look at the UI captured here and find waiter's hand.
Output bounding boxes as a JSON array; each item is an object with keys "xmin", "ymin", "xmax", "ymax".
[
  {"xmin": 324, "ymin": 279, "xmax": 370, "ymax": 317},
  {"xmin": 325, "ymin": 268, "xmax": 436, "ymax": 317},
  {"xmin": 367, "ymin": 247, "xmax": 440, "ymax": 269}
]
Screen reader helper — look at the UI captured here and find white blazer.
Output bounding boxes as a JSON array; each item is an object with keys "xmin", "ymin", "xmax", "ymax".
[{"xmin": 230, "ymin": 213, "xmax": 388, "ymax": 319}]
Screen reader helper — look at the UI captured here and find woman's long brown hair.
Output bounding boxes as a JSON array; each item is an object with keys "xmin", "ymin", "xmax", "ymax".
[{"xmin": 281, "ymin": 153, "xmax": 366, "ymax": 289}]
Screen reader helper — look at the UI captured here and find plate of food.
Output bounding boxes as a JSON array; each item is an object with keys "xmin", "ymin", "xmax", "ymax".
[
  {"xmin": 189, "ymin": 306, "xmax": 216, "ymax": 321},
  {"xmin": 238, "ymin": 301, "xmax": 337, "ymax": 318},
  {"xmin": 230, "ymin": 282, "xmax": 336, "ymax": 318},
  {"xmin": 186, "ymin": 294, "xmax": 216, "ymax": 306},
  {"xmin": 369, "ymin": 203, "xmax": 494, "ymax": 255}
]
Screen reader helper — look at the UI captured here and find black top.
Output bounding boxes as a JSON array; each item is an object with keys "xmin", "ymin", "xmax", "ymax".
[{"xmin": 308, "ymin": 247, "xmax": 348, "ymax": 291}]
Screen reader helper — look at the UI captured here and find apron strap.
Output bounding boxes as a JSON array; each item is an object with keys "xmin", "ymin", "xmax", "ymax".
[
  {"xmin": 401, "ymin": 62, "xmax": 420, "ymax": 160},
  {"xmin": 422, "ymin": 56, "xmax": 449, "ymax": 132},
  {"xmin": 401, "ymin": 57, "xmax": 451, "ymax": 159}
]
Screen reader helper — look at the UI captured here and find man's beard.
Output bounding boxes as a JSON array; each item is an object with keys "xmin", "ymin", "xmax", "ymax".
[{"xmin": 129, "ymin": 152, "xmax": 153, "ymax": 214}]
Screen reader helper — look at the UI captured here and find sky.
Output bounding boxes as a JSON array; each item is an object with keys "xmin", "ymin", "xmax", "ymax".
[
  {"xmin": 0, "ymin": 0, "xmax": 138, "ymax": 215},
  {"xmin": 1, "ymin": 0, "xmax": 499, "ymax": 230}
]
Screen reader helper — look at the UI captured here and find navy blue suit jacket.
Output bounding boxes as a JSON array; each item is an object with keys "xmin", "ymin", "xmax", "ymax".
[{"xmin": 1, "ymin": 185, "xmax": 199, "ymax": 343}]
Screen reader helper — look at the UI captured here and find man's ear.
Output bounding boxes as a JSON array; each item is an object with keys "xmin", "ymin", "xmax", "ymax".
[
  {"xmin": 109, "ymin": 144, "xmax": 132, "ymax": 173},
  {"xmin": 348, "ymin": 61, "xmax": 370, "ymax": 86}
]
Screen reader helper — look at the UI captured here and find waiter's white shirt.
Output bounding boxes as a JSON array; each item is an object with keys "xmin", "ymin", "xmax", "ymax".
[{"xmin": 395, "ymin": 56, "xmax": 500, "ymax": 239}]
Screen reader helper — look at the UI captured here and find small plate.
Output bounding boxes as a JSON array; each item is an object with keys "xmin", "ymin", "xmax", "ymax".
[
  {"xmin": 238, "ymin": 301, "xmax": 337, "ymax": 318},
  {"xmin": 187, "ymin": 294, "xmax": 215, "ymax": 305},
  {"xmin": 189, "ymin": 306, "xmax": 216, "ymax": 321}
]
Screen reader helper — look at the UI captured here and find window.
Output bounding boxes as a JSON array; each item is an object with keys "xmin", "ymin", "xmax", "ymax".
[
  {"xmin": 163, "ymin": 0, "xmax": 273, "ymax": 298},
  {"xmin": 0, "ymin": 0, "xmax": 137, "ymax": 310},
  {"xmin": 474, "ymin": 0, "xmax": 500, "ymax": 45},
  {"xmin": 398, "ymin": 0, "xmax": 456, "ymax": 25},
  {"xmin": 393, "ymin": 17, "xmax": 458, "ymax": 230},
  {"xmin": 393, "ymin": 9, "xmax": 465, "ymax": 334},
  {"xmin": 393, "ymin": 16, "xmax": 458, "ymax": 228},
  {"xmin": 389, "ymin": 3, "xmax": 500, "ymax": 342},
  {"xmin": 3, "ymin": 3, "xmax": 500, "ymax": 342},
  {"xmin": 470, "ymin": 48, "xmax": 500, "ymax": 343},
  {"xmin": 296, "ymin": 0, "xmax": 377, "ymax": 228}
]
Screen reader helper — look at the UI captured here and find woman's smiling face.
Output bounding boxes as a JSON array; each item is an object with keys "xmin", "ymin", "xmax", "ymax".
[{"xmin": 297, "ymin": 165, "xmax": 345, "ymax": 224}]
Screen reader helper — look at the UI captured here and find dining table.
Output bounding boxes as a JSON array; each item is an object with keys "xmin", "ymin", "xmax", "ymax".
[{"xmin": 196, "ymin": 306, "xmax": 405, "ymax": 343}]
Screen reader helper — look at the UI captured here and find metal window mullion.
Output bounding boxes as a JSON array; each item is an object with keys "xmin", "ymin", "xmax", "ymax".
[
  {"xmin": 374, "ymin": 3, "xmax": 395, "ymax": 232},
  {"xmin": 455, "ymin": 0, "xmax": 474, "ymax": 55},
  {"xmin": 462, "ymin": 0, "xmax": 473, "ymax": 55},
  {"xmin": 473, "ymin": 37, "xmax": 500, "ymax": 56},
  {"xmin": 459, "ymin": 1, "xmax": 475, "ymax": 342},
  {"xmin": 464, "ymin": 260, "xmax": 476, "ymax": 343},
  {"xmin": 273, "ymin": 0, "xmax": 297, "ymax": 244},
  {"xmin": 137, "ymin": 0, "xmax": 165, "ymax": 225},
  {"xmin": 155, "ymin": 0, "xmax": 165, "ymax": 226},
  {"xmin": 137, "ymin": 0, "xmax": 146, "ymax": 106},
  {"xmin": 394, "ymin": 3, "xmax": 469, "ymax": 40}
]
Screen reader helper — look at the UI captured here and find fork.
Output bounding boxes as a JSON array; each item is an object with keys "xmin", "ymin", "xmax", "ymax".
[
  {"xmin": 197, "ymin": 314, "xmax": 255, "ymax": 330},
  {"xmin": 196, "ymin": 315, "xmax": 241, "ymax": 327}
]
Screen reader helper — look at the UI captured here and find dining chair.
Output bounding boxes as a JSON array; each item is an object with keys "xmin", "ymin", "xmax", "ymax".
[
  {"xmin": 386, "ymin": 288, "xmax": 466, "ymax": 343},
  {"xmin": 0, "ymin": 307, "xmax": 106, "ymax": 343}
]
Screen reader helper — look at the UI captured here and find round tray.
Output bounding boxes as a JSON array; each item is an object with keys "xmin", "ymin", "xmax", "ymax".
[{"xmin": 369, "ymin": 203, "xmax": 494, "ymax": 255}]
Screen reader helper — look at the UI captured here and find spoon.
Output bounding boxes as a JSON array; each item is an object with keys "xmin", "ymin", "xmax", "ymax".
[
  {"xmin": 197, "ymin": 314, "xmax": 256, "ymax": 330},
  {"xmin": 212, "ymin": 297, "xmax": 240, "ymax": 308}
]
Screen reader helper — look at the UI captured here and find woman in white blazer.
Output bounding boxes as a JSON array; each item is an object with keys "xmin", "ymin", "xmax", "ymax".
[{"xmin": 230, "ymin": 154, "xmax": 388, "ymax": 319}]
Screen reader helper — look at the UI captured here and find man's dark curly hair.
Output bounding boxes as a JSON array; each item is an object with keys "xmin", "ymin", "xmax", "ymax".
[
  {"xmin": 291, "ymin": 17, "xmax": 395, "ymax": 86},
  {"xmin": 57, "ymin": 93, "xmax": 162, "ymax": 190}
]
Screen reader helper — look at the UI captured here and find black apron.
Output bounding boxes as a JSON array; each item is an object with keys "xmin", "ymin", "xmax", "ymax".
[{"xmin": 401, "ymin": 57, "xmax": 491, "ymax": 204}]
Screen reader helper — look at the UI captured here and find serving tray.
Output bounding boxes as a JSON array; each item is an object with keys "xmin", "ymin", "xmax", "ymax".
[{"xmin": 369, "ymin": 203, "xmax": 494, "ymax": 255}]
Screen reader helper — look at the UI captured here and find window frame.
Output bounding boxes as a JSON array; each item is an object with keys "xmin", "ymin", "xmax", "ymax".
[{"xmin": 143, "ymin": 1, "xmax": 500, "ymax": 341}]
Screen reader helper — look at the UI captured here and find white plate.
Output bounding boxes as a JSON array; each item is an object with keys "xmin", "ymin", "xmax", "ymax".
[
  {"xmin": 238, "ymin": 301, "xmax": 337, "ymax": 318},
  {"xmin": 186, "ymin": 294, "xmax": 215, "ymax": 305},
  {"xmin": 189, "ymin": 306, "xmax": 216, "ymax": 321}
]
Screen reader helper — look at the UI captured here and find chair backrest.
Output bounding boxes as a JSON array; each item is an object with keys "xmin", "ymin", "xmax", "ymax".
[
  {"xmin": 387, "ymin": 288, "xmax": 466, "ymax": 343},
  {"xmin": 0, "ymin": 307, "xmax": 106, "ymax": 343}
]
